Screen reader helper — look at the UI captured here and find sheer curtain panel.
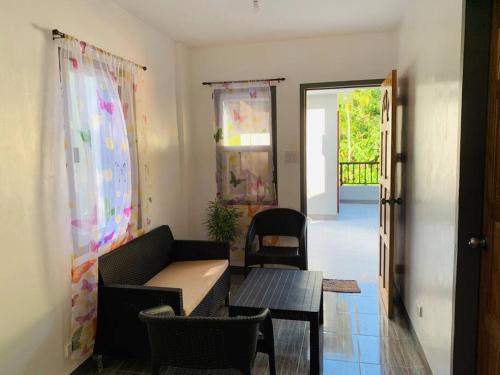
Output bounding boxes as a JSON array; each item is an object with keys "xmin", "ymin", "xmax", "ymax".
[{"xmin": 58, "ymin": 37, "xmax": 149, "ymax": 359}]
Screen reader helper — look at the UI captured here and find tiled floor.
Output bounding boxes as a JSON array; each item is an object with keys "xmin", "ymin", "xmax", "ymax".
[
  {"xmin": 320, "ymin": 283, "xmax": 430, "ymax": 375},
  {"xmin": 86, "ymin": 204, "xmax": 431, "ymax": 374},
  {"xmin": 86, "ymin": 276, "xmax": 430, "ymax": 375},
  {"xmin": 308, "ymin": 203, "xmax": 380, "ymax": 283}
]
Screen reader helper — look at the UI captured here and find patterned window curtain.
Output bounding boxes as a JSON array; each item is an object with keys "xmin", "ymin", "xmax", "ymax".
[
  {"xmin": 213, "ymin": 82, "xmax": 277, "ymax": 204},
  {"xmin": 212, "ymin": 82, "xmax": 278, "ymax": 264},
  {"xmin": 58, "ymin": 37, "xmax": 150, "ymax": 359}
]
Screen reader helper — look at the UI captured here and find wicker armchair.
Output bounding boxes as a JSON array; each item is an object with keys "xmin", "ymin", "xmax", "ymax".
[
  {"xmin": 244, "ymin": 208, "xmax": 307, "ymax": 276},
  {"xmin": 139, "ymin": 305, "xmax": 275, "ymax": 375}
]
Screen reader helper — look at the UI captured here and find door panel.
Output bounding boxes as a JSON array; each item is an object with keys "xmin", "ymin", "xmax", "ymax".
[
  {"xmin": 478, "ymin": 3, "xmax": 500, "ymax": 373},
  {"xmin": 379, "ymin": 70, "xmax": 397, "ymax": 318}
]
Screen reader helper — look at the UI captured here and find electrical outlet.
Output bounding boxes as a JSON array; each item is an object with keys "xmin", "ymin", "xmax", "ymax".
[{"xmin": 416, "ymin": 304, "xmax": 423, "ymax": 318}]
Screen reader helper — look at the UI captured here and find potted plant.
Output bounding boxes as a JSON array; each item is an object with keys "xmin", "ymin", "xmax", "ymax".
[{"xmin": 205, "ymin": 198, "xmax": 241, "ymax": 242}]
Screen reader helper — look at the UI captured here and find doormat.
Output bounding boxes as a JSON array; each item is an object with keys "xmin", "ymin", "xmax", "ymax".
[{"xmin": 323, "ymin": 279, "xmax": 361, "ymax": 293}]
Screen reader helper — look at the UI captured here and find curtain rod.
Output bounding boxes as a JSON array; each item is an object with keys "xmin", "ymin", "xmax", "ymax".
[
  {"xmin": 202, "ymin": 77, "xmax": 285, "ymax": 86},
  {"xmin": 51, "ymin": 29, "xmax": 147, "ymax": 71}
]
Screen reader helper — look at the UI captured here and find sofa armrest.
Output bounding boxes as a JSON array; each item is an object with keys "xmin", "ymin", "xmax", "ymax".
[
  {"xmin": 95, "ymin": 284, "xmax": 185, "ymax": 357},
  {"xmin": 173, "ymin": 240, "xmax": 229, "ymax": 261},
  {"xmin": 99, "ymin": 284, "xmax": 184, "ymax": 316}
]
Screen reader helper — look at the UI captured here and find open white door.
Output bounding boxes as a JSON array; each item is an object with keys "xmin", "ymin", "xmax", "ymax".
[{"xmin": 379, "ymin": 70, "xmax": 398, "ymax": 318}]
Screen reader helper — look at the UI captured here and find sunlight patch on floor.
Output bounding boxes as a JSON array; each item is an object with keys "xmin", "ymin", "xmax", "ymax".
[{"xmin": 308, "ymin": 203, "xmax": 379, "ymax": 283}]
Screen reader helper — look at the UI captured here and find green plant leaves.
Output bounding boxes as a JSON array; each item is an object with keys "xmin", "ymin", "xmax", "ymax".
[{"xmin": 204, "ymin": 199, "xmax": 242, "ymax": 242}]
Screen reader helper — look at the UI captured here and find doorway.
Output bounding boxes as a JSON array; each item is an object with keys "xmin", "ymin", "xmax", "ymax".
[{"xmin": 300, "ymin": 80, "xmax": 382, "ymax": 281}]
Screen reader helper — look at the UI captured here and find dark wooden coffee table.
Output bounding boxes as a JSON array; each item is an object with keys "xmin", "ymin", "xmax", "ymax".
[{"xmin": 228, "ymin": 268, "xmax": 324, "ymax": 374}]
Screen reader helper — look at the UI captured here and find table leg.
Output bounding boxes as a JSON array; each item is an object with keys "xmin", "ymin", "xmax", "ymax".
[
  {"xmin": 310, "ymin": 313, "xmax": 322, "ymax": 375},
  {"xmin": 319, "ymin": 292, "xmax": 324, "ymax": 325}
]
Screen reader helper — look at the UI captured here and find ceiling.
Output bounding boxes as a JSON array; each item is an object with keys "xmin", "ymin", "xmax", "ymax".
[{"xmin": 113, "ymin": 0, "xmax": 408, "ymax": 47}]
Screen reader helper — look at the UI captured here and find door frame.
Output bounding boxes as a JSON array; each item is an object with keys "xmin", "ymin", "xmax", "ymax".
[
  {"xmin": 453, "ymin": 1, "xmax": 493, "ymax": 374},
  {"xmin": 297, "ymin": 2, "xmax": 492, "ymax": 373},
  {"xmin": 299, "ymin": 79, "xmax": 384, "ymax": 215}
]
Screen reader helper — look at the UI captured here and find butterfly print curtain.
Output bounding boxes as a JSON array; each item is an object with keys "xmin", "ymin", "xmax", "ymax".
[
  {"xmin": 212, "ymin": 82, "xmax": 279, "ymax": 263},
  {"xmin": 213, "ymin": 82, "xmax": 277, "ymax": 204},
  {"xmin": 58, "ymin": 37, "xmax": 150, "ymax": 359}
]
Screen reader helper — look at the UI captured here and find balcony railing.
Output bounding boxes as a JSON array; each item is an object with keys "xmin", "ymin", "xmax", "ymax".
[{"xmin": 339, "ymin": 161, "xmax": 379, "ymax": 185}]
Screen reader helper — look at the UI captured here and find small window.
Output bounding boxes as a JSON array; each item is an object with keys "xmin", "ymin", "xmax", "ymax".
[{"xmin": 214, "ymin": 86, "xmax": 277, "ymax": 204}]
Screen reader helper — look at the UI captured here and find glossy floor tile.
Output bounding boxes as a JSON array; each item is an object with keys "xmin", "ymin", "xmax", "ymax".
[
  {"xmin": 324, "ymin": 360, "xmax": 361, "ymax": 375},
  {"xmin": 86, "ymin": 205, "xmax": 430, "ymax": 374},
  {"xmin": 86, "ymin": 277, "xmax": 431, "ymax": 374},
  {"xmin": 360, "ymin": 363, "xmax": 408, "ymax": 375},
  {"xmin": 308, "ymin": 204, "xmax": 379, "ymax": 283},
  {"xmin": 323, "ymin": 332, "xmax": 359, "ymax": 362},
  {"xmin": 357, "ymin": 335, "xmax": 406, "ymax": 367}
]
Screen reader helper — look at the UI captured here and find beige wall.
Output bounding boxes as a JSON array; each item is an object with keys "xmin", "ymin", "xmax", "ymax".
[
  {"xmin": 175, "ymin": 42, "xmax": 192, "ymax": 217},
  {"xmin": 396, "ymin": 0, "xmax": 464, "ymax": 374},
  {"xmin": 186, "ymin": 32, "xmax": 397, "ymax": 243},
  {"xmin": 0, "ymin": 1, "xmax": 467, "ymax": 373},
  {"xmin": 0, "ymin": 0, "xmax": 187, "ymax": 373}
]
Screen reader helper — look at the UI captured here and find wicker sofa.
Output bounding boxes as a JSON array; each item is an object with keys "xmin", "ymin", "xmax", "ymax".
[{"xmin": 94, "ymin": 225, "xmax": 230, "ymax": 358}]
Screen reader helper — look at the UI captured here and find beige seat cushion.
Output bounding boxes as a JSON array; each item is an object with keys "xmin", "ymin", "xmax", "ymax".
[{"xmin": 144, "ymin": 259, "xmax": 228, "ymax": 316}]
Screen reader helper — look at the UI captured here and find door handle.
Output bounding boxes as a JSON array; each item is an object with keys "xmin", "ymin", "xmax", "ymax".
[
  {"xmin": 468, "ymin": 236, "xmax": 487, "ymax": 250},
  {"xmin": 381, "ymin": 197, "xmax": 403, "ymax": 205}
]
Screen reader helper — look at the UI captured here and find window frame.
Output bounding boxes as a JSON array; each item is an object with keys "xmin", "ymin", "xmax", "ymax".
[{"xmin": 213, "ymin": 86, "xmax": 278, "ymax": 205}]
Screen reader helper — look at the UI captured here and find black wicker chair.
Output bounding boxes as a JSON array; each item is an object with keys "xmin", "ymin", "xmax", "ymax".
[
  {"xmin": 244, "ymin": 208, "xmax": 307, "ymax": 276},
  {"xmin": 139, "ymin": 305, "xmax": 275, "ymax": 375}
]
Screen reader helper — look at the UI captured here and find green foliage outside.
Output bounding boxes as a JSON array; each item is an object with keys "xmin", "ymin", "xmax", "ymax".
[
  {"xmin": 338, "ymin": 88, "xmax": 381, "ymax": 185},
  {"xmin": 338, "ymin": 88, "xmax": 381, "ymax": 162}
]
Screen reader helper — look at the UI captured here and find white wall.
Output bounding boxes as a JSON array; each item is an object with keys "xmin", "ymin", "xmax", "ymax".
[
  {"xmin": 0, "ymin": 0, "xmax": 187, "ymax": 374},
  {"xmin": 396, "ymin": 1, "xmax": 464, "ymax": 374},
  {"xmin": 306, "ymin": 91, "xmax": 338, "ymax": 218},
  {"xmin": 187, "ymin": 32, "xmax": 397, "ymax": 238}
]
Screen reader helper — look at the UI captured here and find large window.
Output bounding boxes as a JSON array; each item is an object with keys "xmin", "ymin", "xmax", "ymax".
[
  {"xmin": 214, "ymin": 86, "xmax": 277, "ymax": 204},
  {"xmin": 59, "ymin": 45, "xmax": 143, "ymax": 259},
  {"xmin": 58, "ymin": 37, "xmax": 147, "ymax": 360}
]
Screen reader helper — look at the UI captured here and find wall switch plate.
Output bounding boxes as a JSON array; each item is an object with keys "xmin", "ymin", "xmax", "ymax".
[
  {"xmin": 417, "ymin": 304, "xmax": 423, "ymax": 318},
  {"xmin": 285, "ymin": 150, "xmax": 299, "ymax": 164}
]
